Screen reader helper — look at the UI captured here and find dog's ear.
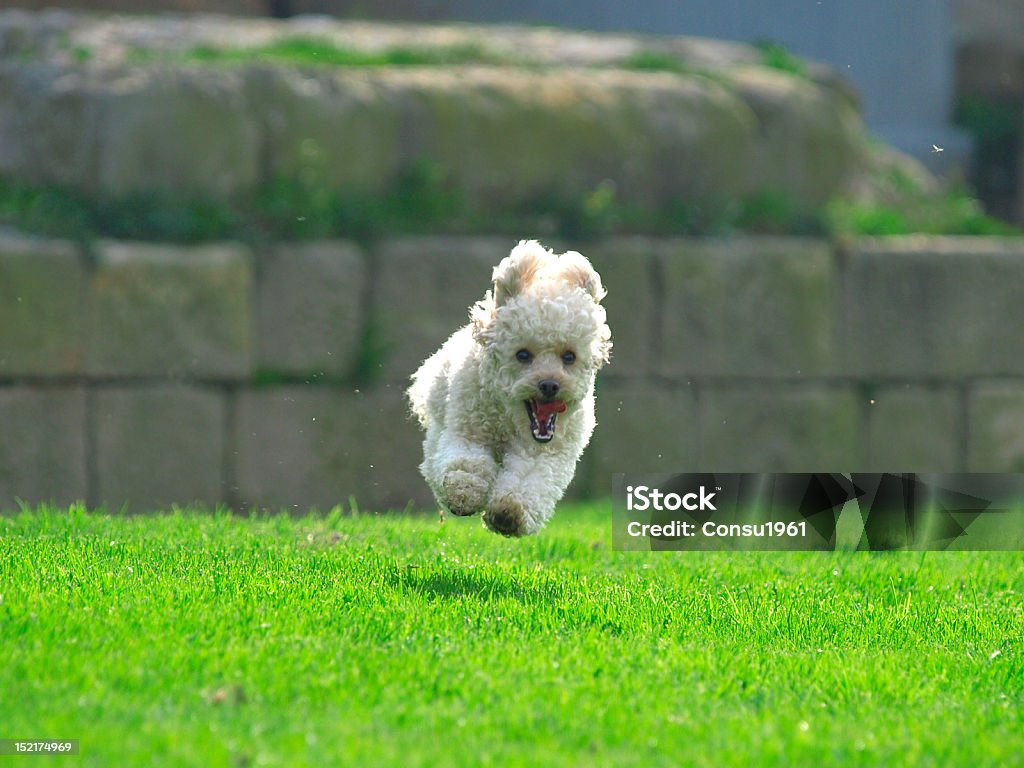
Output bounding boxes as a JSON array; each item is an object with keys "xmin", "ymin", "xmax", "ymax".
[
  {"xmin": 470, "ymin": 291, "xmax": 496, "ymax": 345},
  {"xmin": 558, "ymin": 251, "xmax": 607, "ymax": 303},
  {"xmin": 492, "ymin": 240, "xmax": 546, "ymax": 307}
]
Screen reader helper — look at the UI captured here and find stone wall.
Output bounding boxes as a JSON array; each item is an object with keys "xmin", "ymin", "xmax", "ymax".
[
  {"xmin": 1, "ymin": 2, "xmax": 968, "ymax": 173},
  {"xmin": 2, "ymin": 230, "xmax": 1024, "ymax": 513},
  {"xmin": 0, "ymin": 11, "xmax": 870, "ymax": 218}
]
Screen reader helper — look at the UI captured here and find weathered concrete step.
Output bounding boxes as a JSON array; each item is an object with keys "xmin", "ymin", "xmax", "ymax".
[{"xmin": 0, "ymin": 12, "xmax": 865, "ymax": 213}]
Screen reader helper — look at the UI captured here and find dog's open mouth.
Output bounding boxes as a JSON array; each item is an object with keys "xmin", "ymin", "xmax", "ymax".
[{"xmin": 525, "ymin": 399, "xmax": 567, "ymax": 443}]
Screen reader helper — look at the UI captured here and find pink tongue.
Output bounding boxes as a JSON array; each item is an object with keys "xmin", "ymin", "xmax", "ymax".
[{"xmin": 534, "ymin": 400, "xmax": 567, "ymax": 421}]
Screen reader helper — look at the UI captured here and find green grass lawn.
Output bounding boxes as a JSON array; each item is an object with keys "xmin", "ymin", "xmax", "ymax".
[{"xmin": 1, "ymin": 503, "xmax": 1021, "ymax": 767}]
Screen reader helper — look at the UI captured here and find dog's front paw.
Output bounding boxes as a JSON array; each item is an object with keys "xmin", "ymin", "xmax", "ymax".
[
  {"xmin": 440, "ymin": 466, "xmax": 492, "ymax": 517},
  {"xmin": 482, "ymin": 494, "xmax": 529, "ymax": 537}
]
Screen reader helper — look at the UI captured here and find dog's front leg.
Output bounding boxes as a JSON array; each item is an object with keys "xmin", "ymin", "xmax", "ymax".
[
  {"xmin": 484, "ymin": 447, "xmax": 574, "ymax": 536},
  {"xmin": 430, "ymin": 429, "xmax": 498, "ymax": 517}
]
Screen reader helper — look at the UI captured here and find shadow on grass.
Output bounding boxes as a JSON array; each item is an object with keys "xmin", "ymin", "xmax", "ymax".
[{"xmin": 382, "ymin": 565, "xmax": 568, "ymax": 604}]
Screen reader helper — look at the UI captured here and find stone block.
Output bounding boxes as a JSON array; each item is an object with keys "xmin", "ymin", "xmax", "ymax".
[
  {"xmin": 0, "ymin": 63, "xmax": 100, "ymax": 190},
  {"xmin": 95, "ymin": 67, "xmax": 260, "ymax": 198},
  {"xmin": 94, "ymin": 386, "xmax": 225, "ymax": 511},
  {"xmin": 699, "ymin": 385, "xmax": 859, "ymax": 471},
  {"xmin": 246, "ymin": 66, "xmax": 402, "ymax": 195},
  {"xmin": 393, "ymin": 67, "xmax": 757, "ymax": 209},
  {"xmin": 730, "ymin": 67, "xmax": 864, "ymax": 209},
  {"xmin": 659, "ymin": 238, "xmax": 835, "ymax": 379},
  {"xmin": 372, "ymin": 237, "xmax": 510, "ymax": 382},
  {"xmin": 865, "ymin": 386, "xmax": 960, "ymax": 471},
  {"xmin": 0, "ymin": 232, "xmax": 83, "ymax": 376},
  {"xmin": 86, "ymin": 241, "xmax": 252, "ymax": 379},
  {"xmin": 587, "ymin": 380, "xmax": 699, "ymax": 496},
  {"xmin": 968, "ymin": 383, "xmax": 1024, "ymax": 471},
  {"xmin": 0, "ymin": 386, "xmax": 87, "ymax": 509},
  {"xmin": 843, "ymin": 237, "xmax": 1024, "ymax": 377},
  {"xmin": 235, "ymin": 384, "xmax": 432, "ymax": 512},
  {"xmin": 256, "ymin": 240, "xmax": 367, "ymax": 378},
  {"xmin": 584, "ymin": 238, "xmax": 658, "ymax": 378}
]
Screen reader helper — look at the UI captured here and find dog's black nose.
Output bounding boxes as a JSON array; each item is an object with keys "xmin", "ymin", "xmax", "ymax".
[{"xmin": 537, "ymin": 379, "xmax": 560, "ymax": 399}]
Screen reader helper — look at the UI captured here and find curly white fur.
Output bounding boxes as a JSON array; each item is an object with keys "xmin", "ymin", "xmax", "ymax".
[{"xmin": 407, "ymin": 240, "xmax": 612, "ymax": 536}]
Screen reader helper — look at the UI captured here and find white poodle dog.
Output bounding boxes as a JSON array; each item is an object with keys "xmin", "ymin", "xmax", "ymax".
[{"xmin": 407, "ymin": 240, "xmax": 612, "ymax": 536}]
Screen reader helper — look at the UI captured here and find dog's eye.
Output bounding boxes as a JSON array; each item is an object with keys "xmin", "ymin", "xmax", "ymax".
[
  {"xmin": 561, "ymin": 351, "xmax": 576, "ymax": 365},
  {"xmin": 515, "ymin": 349, "xmax": 533, "ymax": 363}
]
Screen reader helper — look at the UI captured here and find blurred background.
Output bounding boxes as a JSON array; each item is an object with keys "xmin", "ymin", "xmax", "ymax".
[
  {"xmin": 1, "ymin": 0, "xmax": 1023, "ymax": 514},
  {"xmin": 5, "ymin": 0, "xmax": 1023, "ymax": 217}
]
